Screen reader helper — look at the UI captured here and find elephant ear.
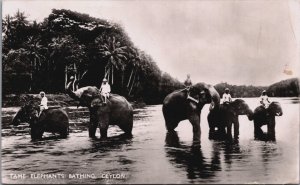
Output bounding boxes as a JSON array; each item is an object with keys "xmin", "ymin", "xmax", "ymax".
[
  {"xmin": 187, "ymin": 86, "xmax": 201, "ymax": 103},
  {"xmin": 188, "ymin": 83, "xmax": 220, "ymax": 110},
  {"xmin": 90, "ymin": 98, "xmax": 103, "ymax": 108}
]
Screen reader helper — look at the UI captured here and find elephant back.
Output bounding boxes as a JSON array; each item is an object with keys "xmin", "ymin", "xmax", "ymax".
[
  {"xmin": 39, "ymin": 108, "xmax": 69, "ymax": 123},
  {"xmin": 108, "ymin": 94, "xmax": 133, "ymax": 110}
]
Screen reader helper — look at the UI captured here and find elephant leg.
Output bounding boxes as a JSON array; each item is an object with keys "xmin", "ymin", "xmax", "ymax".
[
  {"xmin": 99, "ymin": 115, "xmax": 109, "ymax": 139},
  {"xmin": 89, "ymin": 112, "xmax": 98, "ymax": 138},
  {"xmin": 60, "ymin": 128, "xmax": 68, "ymax": 138},
  {"xmin": 226, "ymin": 123, "xmax": 233, "ymax": 140},
  {"xmin": 118, "ymin": 121, "xmax": 133, "ymax": 137},
  {"xmin": 99, "ymin": 126, "xmax": 108, "ymax": 139},
  {"xmin": 233, "ymin": 118, "xmax": 239, "ymax": 140},
  {"xmin": 267, "ymin": 118, "xmax": 276, "ymax": 141},
  {"xmin": 165, "ymin": 119, "xmax": 180, "ymax": 131},
  {"xmin": 188, "ymin": 114, "xmax": 201, "ymax": 145},
  {"xmin": 209, "ymin": 125, "xmax": 215, "ymax": 140},
  {"xmin": 254, "ymin": 121, "xmax": 263, "ymax": 140},
  {"xmin": 30, "ymin": 127, "xmax": 44, "ymax": 140},
  {"xmin": 207, "ymin": 113, "xmax": 215, "ymax": 139},
  {"xmin": 89, "ymin": 123, "xmax": 98, "ymax": 138},
  {"xmin": 218, "ymin": 126, "xmax": 226, "ymax": 137}
]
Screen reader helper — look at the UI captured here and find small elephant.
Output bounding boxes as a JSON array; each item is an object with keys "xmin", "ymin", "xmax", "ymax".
[
  {"xmin": 66, "ymin": 82, "xmax": 133, "ymax": 139},
  {"xmin": 207, "ymin": 99, "xmax": 253, "ymax": 140},
  {"xmin": 250, "ymin": 102, "xmax": 283, "ymax": 141},
  {"xmin": 162, "ymin": 83, "xmax": 220, "ymax": 145},
  {"xmin": 12, "ymin": 100, "xmax": 69, "ymax": 140}
]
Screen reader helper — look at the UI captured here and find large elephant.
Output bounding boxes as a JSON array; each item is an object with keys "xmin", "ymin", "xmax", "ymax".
[
  {"xmin": 207, "ymin": 99, "xmax": 253, "ymax": 140},
  {"xmin": 66, "ymin": 82, "xmax": 133, "ymax": 139},
  {"xmin": 12, "ymin": 100, "xmax": 69, "ymax": 140},
  {"xmin": 162, "ymin": 83, "xmax": 220, "ymax": 145},
  {"xmin": 250, "ymin": 102, "xmax": 283, "ymax": 141}
]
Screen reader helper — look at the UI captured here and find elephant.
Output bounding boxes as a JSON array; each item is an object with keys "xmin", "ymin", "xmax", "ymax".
[
  {"xmin": 66, "ymin": 82, "xmax": 133, "ymax": 139},
  {"xmin": 162, "ymin": 82, "xmax": 220, "ymax": 145},
  {"xmin": 250, "ymin": 102, "xmax": 283, "ymax": 141},
  {"xmin": 11, "ymin": 99, "xmax": 69, "ymax": 140},
  {"xmin": 207, "ymin": 99, "xmax": 253, "ymax": 140}
]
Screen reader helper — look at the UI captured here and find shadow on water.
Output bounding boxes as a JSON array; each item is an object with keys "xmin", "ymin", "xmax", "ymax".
[
  {"xmin": 164, "ymin": 131, "xmax": 218, "ymax": 182},
  {"xmin": 164, "ymin": 131, "xmax": 255, "ymax": 183},
  {"xmin": 88, "ymin": 133, "xmax": 133, "ymax": 152}
]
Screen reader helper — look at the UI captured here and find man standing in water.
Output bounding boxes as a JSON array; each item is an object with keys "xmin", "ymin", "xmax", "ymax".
[{"xmin": 99, "ymin": 78, "xmax": 111, "ymax": 104}]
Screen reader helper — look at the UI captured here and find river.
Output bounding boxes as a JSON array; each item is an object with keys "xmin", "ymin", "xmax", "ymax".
[{"xmin": 1, "ymin": 98, "xmax": 299, "ymax": 184}]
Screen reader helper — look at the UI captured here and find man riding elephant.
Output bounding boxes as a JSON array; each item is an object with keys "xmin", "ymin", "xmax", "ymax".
[
  {"xmin": 208, "ymin": 99, "xmax": 253, "ymax": 140},
  {"xmin": 66, "ymin": 81, "xmax": 133, "ymax": 139},
  {"xmin": 250, "ymin": 101, "xmax": 283, "ymax": 141},
  {"xmin": 162, "ymin": 82, "xmax": 220, "ymax": 146}
]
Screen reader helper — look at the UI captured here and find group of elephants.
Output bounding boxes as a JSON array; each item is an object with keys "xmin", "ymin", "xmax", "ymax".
[{"xmin": 12, "ymin": 82, "xmax": 283, "ymax": 143}]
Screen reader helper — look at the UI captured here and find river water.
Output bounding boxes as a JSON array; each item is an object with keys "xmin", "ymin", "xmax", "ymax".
[{"xmin": 1, "ymin": 98, "xmax": 299, "ymax": 184}]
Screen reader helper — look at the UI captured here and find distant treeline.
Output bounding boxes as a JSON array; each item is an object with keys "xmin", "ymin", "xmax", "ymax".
[
  {"xmin": 2, "ymin": 9, "xmax": 298, "ymax": 105},
  {"xmin": 214, "ymin": 83, "xmax": 267, "ymax": 98},
  {"xmin": 215, "ymin": 78, "xmax": 300, "ymax": 98},
  {"xmin": 2, "ymin": 9, "xmax": 182, "ymax": 104},
  {"xmin": 267, "ymin": 78, "xmax": 300, "ymax": 97}
]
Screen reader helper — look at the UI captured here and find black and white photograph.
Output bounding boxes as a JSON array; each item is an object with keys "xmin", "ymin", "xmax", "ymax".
[{"xmin": 1, "ymin": 0, "xmax": 300, "ymax": 184}]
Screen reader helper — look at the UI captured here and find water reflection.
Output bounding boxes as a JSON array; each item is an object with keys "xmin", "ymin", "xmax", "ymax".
[
  {"xmin": 165, "ymin": 131, "xmax": 218, "ymax": 181},
  {"xmin": 1, "ymin": 99, "xmax": 299, "ymax": 184}
]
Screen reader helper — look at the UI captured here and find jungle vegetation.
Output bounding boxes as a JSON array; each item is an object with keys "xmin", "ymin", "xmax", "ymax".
[
  {"xmin": 2, "ymin": 9, "xmax": 183, "ymax": 104},
  {"xmin": 2, "ymin": 9, "xmax": 298, "ymax": 105}
]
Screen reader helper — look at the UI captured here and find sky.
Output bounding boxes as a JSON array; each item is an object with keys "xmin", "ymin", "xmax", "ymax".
[{"xmin": 2, "ymin": 0, "xmax": 300, "ymax": 86}]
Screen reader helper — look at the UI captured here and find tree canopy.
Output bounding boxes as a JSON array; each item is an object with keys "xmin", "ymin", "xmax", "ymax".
[{"xmin": 2, "ymin": 9, "xmax": 183, "ymax": 104}]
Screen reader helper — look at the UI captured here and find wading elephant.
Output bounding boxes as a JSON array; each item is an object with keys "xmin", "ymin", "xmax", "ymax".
[
  {"xmin": 162, "ymin": 83, "xmax": 220, "ymax": 145},
  {"xmin": 207, "ymin": 99, "xmax": 253, "ymax": 140},
  {"xmin": 250, "ymin": 102, "xmax": 283, "ymax": 141},
  {"xmin": 66, "ymin": 82, "xmax": 133, "ymax": 139},
  {"xmin": 12, "ymin": 100, "xmax": 69, "ymax": 140}
]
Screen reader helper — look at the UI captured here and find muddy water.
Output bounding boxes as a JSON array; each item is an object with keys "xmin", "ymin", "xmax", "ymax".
[{"xmin": 1, "ymin": 98, "xmax": 299, "ymax": 184}]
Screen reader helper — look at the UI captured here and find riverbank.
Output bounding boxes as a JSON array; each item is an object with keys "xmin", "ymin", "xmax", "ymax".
[{"xmin": 1, "ymin": 94, "xmax": 146, "ymax": 109}]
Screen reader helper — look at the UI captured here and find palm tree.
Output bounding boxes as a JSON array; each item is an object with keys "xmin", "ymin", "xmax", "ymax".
[
  {"xmin": 25, "ymin": 36, "xmax": 46, "ymax": 91},
  {"xmin": 126, "ymin": 47, "xmax": 142, "ymax": 95},
  {"xmin": 49, "ymin": 35, "xmax": 87, "ymax": 90},
  {"xmin": 96, "ymin": 35, "xmax": 127, "ymax": 85}
]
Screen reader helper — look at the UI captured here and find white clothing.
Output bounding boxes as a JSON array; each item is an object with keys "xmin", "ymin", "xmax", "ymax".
[
  {"xmin": 260, "ymin": 95, "xmax": 270, "ymax": 108},
  {"xmin": 100, "ymin": 83, "xmax": 111, "ymax": 94},
  {"xmin": 222, "ymin": 93, "xmax": 232, "ymax": 104},
  {"xmin": 100, "ymin": 83, "xmax": 111, "ymax": 101},
  {"xmin": 40, "ymin": 97, "xmax": 48, "ymax": 109}
]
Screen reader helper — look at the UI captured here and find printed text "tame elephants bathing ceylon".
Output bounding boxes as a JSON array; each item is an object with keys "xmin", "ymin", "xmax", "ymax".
[{"xmin": 9, "ymin": 173, "xmax": 127, "ymax": 179}]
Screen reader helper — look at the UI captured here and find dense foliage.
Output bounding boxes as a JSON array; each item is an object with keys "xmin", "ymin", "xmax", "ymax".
[
  {"xmin": 214, "ymin": 83, "xmax": 267, "ymax": 98},
  {"xmin": 215, "ymin": 78, "xmax": 300, "ymax": 98},
  {"xmin": 2, "ymin": 9, "xmax": 183, "ymax": 104},
  {"xmin": 267, "ymin": 78, "xmax": 299, "ymax": 97},
  {"xmin": 2, "ymin": 9, "xmax": 298, "ymax": 105}
]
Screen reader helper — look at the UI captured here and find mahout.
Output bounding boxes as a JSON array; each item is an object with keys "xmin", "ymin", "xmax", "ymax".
[
  {"xmin": 250, "ymin": 102, "xmax": 283, "ymax": 141},
  {"xmin": 162, "ymin": 82, "xmax": 220, "ymax": 146},
  {"xmin": 12, "ymin": 96, "xmax": 69, "ymax": 140},
  {"xmin": 66, "ymin": 82, "xmax": 133, "ymax": 139},
  {"xmin": 207, "ymin": 99, "xmax": 253, "ymax": 141}
]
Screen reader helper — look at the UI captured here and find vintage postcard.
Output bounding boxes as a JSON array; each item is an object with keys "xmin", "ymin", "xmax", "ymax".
[{"xmin": 1, "ymin": 0, "xmax": 299, "ymax": 184}]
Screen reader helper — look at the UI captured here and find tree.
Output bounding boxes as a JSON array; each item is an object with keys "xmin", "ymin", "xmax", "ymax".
[
  {"xmin": 24, "ymin": 36, "xmax": 46, "ymax": 91},
  {"xmin": 48, "ymin": 35, "xmax": 87, "ymax": 91},
  {"xmin": 96, "ymin": 35, "xmax": 127, "ymax": 85}
]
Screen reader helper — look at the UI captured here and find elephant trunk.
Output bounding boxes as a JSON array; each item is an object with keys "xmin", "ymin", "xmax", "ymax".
[
  {"xmin": 66, "ymin": 80, "xmax": 81, "ymax": 102},
  {"xmin": 247, "ymin": 110, "xmax": 254, "ymax": 120},
  {"xmin": 205, "ymin": 84, "xmax": 220, "ymax": 110},
  {"xmin": 11, "ymin": 110, "xmax": 22, "ymax": 126}
]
